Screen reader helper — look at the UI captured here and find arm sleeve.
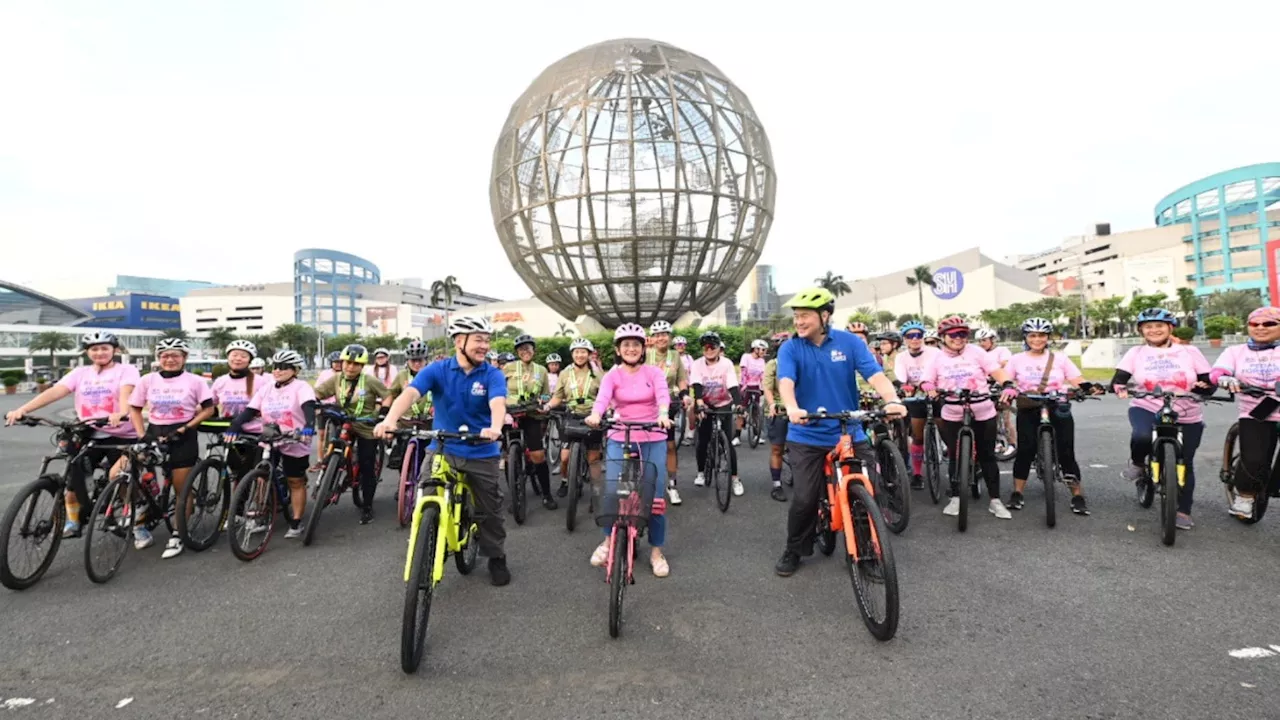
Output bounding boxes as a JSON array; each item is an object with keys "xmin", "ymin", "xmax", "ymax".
[
  {"xmin": 725, "ymin": 363, "xmax": 739, "ymax": 389},
  {"xmin": 1211, "ymin": 347, "xmax": 1236, "ymax": 373},
  {"xmin": 1061, "ymin": 355, "xmax": 1082, "ymax": 381},
  {"xmin": 652, "ymin": 368, "xmax": 669, "ymax": 410},
  {"xmin": 729, "ymin": 386, "xmax": 743, "ymax": 406},
  {"xmin": 1109, "ymin": 369, "xmax": 1133, "ymax": 389},
  {"xmin": 408, "ymin": 364, "xmax": 434, "ymax": 397},
  {"xmin": 57, "ymin": 368, "xmax": 80, "ymax": 392},
  {"xmin": 301, "ymin": 400, "xmax": 317, "ymax": 430},
  {"xmin": 228, "ymin": 407, "xmax": 260, "ymax": 434}
]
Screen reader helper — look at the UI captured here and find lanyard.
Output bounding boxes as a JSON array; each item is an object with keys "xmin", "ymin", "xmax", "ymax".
[
  {"xmin": 337, "ymin": 373, "xmax": 366, "ymax": 416},
  {"xmin": 514, "ymin": 362, "xmax": 541, "ymax": 400},
  {"xmin": 564, "ymin": 366, "xmax": 595, "ymax": 403},
  {"xmin": 648, "ymin": 347, "xmax": 679, "ymax": 387}
]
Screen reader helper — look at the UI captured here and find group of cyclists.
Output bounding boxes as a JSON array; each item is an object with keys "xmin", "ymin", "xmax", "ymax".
[{"xmin": 6, "ymin": 288, "xmax": 1280, "ymax": 588}]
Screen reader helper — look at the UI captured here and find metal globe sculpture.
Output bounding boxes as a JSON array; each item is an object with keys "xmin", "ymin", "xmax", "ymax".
[{"xmin": 490, "ymin": 38, "xmax": 775, "ymax": 328}]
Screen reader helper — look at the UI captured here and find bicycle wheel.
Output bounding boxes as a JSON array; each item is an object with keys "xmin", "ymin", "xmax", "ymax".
[
  {"xmin": 228, "ymin": 470, "xmax": 276, "ymax": 562},
  {"xmin": 924, "ymin": 425, "xmax": 944, "ymax": 504},
  {"xmin": 566, "ymin": 441, "xmax": 583, "ymax": 532},
  {"xmin": 1159, "ymin": 441, "xmax": 1179, "ymax": 547},
  {"xmin": 1038, "ymin": 428, "xmax": 1057, "ymax": 528},
  {"xmin": 302, "ymin": 459, "xmax": 340, "ymax": 547},
  {"xmin": 845, "ymin": 482, "xmax": 899, "ymax": 641},
  {"xmin": 712, "ymin": 430, "xmax": 732, "ymax": 513},
  {"xmin": 401, "ymin": 504, "xmax": 439, "ymax": 674},
  {"xmin": 455, "ymin": 494, "xmax": 479, "ymax": 575},
  {"xmin": 84, "ymin": 474, "xmax": 132, "ymax": 584},
  {"xmin": 956, "ymin": 432, "xmax": 972, "ymax": 532},
  {"xmin": 875, "ymin": 438, "xmax": 910, "ymax": 534},
  {"xmin": 397, "ymin": 440, "xmax": 416, "ymax": 529},
  {"xmin": 507, "ymin": 441, "xmax": 526, "ymax": 525},
  {"xmin": 675, "ymin": 407, "xmax": 687, "ymax": 447},
  {"xmin": 0, "ymin": 475, "xmax": 66, "ymax": 591},
  {"xmin": 607, "ymin": 528, "xmax": 627, "ymax": 639},
  {"xmin": 749, "ymin": 403, "xmax": 762, "ymax": 449},
  {"xmin": 995, "ymin": 411, "xmax": 1017, "ymax": 462},
  {"xmin": 177, "ymin": 455, "xmax": 230, "ymax": 552},
  {"xmin": 816, "ymin": 495, "xmax": 837, "ymax": 556}
]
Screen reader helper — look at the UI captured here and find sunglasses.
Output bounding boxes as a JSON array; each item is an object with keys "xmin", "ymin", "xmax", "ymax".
[
  {"xmin": 944, "ymin": 330, "xmax": 970, "ymax": 339},
  {"xmin": 903, "ymin": 332, "xmax": 924, "ymax": 340},
  {"xmin": 1249, "ymin": 321, "xmax": 1280, "ymax": 328}
]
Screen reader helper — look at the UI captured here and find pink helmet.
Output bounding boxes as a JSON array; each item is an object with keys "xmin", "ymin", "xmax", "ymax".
[{"xmin": 613, "ymin": 323, "xmax": 647, "ymax": 345}]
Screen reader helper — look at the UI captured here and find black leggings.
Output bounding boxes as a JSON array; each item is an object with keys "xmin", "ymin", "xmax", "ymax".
[
  {"xmin": 696, "ymin": 411, "xmax": 738, "ymax": 476},
  {"xmin": 355, "ymin": 436, "xmax": 380, "ymax": 508},
  {"xmin": 1011, "ymin": 407, "xmax": 1082, "ymax": 482},
  {"xmin": 1235, "ymin": 417, "xmax": 1280, "ymax": 494},
  {"xmin": 938, "ymin": 417, "xmax": 1000, "ymax": 498}
]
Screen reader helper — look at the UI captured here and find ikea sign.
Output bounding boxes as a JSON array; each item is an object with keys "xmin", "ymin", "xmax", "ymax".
[{"xmin": 69, "ymin": 294, "xmax": 182, "ymax": 331}]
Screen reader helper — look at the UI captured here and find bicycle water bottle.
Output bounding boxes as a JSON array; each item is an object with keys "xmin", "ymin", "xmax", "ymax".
[{"xmin": 142, "ymin": 471, "xmax": 160, "ymax": 497}]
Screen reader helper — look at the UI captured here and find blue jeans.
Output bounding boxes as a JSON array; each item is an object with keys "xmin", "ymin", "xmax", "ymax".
[
  {"xmin": 602, "ymin": 439, "xmax": 667, "ymax": 547},
  {"xmin": 1128, "ymin": 407, "xmax": 1203, "ymax": 514}
]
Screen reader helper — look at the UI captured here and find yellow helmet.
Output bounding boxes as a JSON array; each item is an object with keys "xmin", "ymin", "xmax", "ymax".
[{"xmin": 783, "ymin": 287, "xmax": 836, "ymax": 312}]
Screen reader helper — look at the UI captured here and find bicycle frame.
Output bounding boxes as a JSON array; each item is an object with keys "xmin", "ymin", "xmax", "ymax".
[
  {"xmin": 810, "ymin": 410, "xmax": 883, "ymax": 563},
  {"xmin": 403, "ymin": 443, "xmax": 472, "ymax": 585},
  {"xmin": 601, "ymin": 422, "xmax": 660, "ymax": 586}
]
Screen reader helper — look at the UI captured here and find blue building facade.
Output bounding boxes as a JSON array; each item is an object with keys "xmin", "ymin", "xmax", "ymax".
[
  {"xmin": 293, "ymin": 249, "xmax": 380, "ymax": 335},
  {"xmin": 108, "ymin": 275, "xmax": 219, "ymax": 298},
  {"xmin": 65, "ymin": 294, "xmax": 183, "ymax": 330},
  {"xmin": 1156, "ymin": 163, "xmax": 1280, "ymax": 303}
]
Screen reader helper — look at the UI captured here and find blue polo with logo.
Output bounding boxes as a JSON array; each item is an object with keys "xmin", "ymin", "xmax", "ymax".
[
  {"xmin": 409, "ymin": 356, "xmax": 507, "ymax": 459},
  {"xmin": 776, "ymin": 328, "xmax": 884, "ymax": 446}
]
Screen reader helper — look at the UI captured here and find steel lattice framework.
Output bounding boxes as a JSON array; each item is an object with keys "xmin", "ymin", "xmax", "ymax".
[{"xmin": 490, "ymin": 38, "xmax": 775, "ymax": 328}]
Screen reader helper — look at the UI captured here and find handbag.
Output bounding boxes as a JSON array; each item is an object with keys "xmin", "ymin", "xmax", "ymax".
[{"xmin": 1014, "ymin": 352, "xmax": 1055, "ymax": 411}]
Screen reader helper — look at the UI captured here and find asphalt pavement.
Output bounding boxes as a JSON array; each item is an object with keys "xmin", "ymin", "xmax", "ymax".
[{"xmin": 2, "ymin": 391, "xmax": 1279, "ymax": 719}]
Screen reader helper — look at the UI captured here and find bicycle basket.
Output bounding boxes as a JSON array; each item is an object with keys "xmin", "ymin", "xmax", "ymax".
[
  {"xmin": 592, "ymin": 457, "xmax": 659, "ymax": 529},
  {"xmin": 561, "ymin": 417, "xmax": 598, "ymax": 442}
]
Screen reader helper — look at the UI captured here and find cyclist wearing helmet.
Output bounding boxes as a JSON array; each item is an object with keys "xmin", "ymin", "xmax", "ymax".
[
  {"xmin": 894, "ymin": 320, "xmax": 939, "ymax": 487},
  {"xmin": 976, "ymin": 328, "xmax": 1016, "ymax": 450},
  {"xmin": 646, "ymin": 320, "xmax": 690, "ymax": 505},
  {"xmin": 878, "ymin": 332, "xmax": 902, "ymax": 383},
  {"xmin": 545, "ymin": 353, "xmax": 562, "ymax": 396},
  {"xmin": 1006, "ymin": 318, "xmax": 1098, "ymax": 515},
  {"xmin": 774, "ymin": 288, "xmax": 905, "ymax": 576},
  {"xmin": 736, "ymin": 339, "xmax": 769, "ymax": 448},
  {"xmin": 311, "ymin": 350, "xmax": 343, "ymax": 469},
  {"xmin": 504, "ymin": 334, "xmax": 557, "ymax": 510},
  {"xmin": 1111, "ymin": 307, "xmax": 1213, "ymax": 530},
  {"xmin": 377, "ymin": 315, "xmax": 511, "ymax": 586},
  {"xmin": 248, "ymin": 357, "xmax": 266, "ymax": 376},
  {"xmin": 585, "ymin": 323, "xmax": 675, "ymax": 577},
  {"xmin": 367, "ymin": 347, "xmax": 396, "ymax": 386},
  {"xmin": 690, "ymin": 330, "xmax": 744, "ymax": 496},
  {"xmin": 548, "ymin": 338, "xmax": 604, "ymax": 493},
  {"xmin": 314, "ymin": 343, "xmax": 393, "ymax": 524},
  {"xmin": 486, "ymin": 351, "xmax": 499, "ymax": 368},
  {"xmin": 226, "ymin": 349, "xmax": 316, "ymax": 538},
  {"xmin": 497, "ymin": 352, "xmax": 516, "ymax": 368},
  {"xmin": 128, "ymin": 338, "xmax": 216, "ymax": 557},
  {"xmin": 6, "ymin": 331, "xmax": 143, "ymax": 538},
  {"xmin": 924, "ymin": 329, "xmax": 941, "ymax": 348},
  {"xmin": 847, "ymin": 321, "xmax": 870, "ymax": 343},
  {"xmin": 385, "ymin": 340, "xmax": 434, "ymax": 472},
  {"xmin": 760, "ymin": 333, "xmax": 793, "ymax": 501},
  {"xmin": 1212, "ymin": 306, "xmax": 1280, "ymax": 518},
  {"xmin": 211, "ymin": 340, "xmax": 264, "ymax": 481}
]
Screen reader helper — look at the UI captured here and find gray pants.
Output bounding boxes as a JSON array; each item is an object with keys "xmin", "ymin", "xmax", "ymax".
[{"xmin": 426, "ymin": 454, "xmax": 506, "ymax": 558}]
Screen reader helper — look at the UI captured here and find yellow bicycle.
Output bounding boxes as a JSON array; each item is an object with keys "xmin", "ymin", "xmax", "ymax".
[{"xmin": 400, "ymin": 427, "xmax": 485, "ymax": 674}]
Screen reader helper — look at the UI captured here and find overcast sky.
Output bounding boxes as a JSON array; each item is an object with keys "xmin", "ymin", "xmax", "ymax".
[{"xmin": 3, "ymin": 0, "xmax": 1277, "ymax": 301}]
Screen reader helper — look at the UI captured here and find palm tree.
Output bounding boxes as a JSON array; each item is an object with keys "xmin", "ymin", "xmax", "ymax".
[
  {"xmin": 905, "ymin": 265, "xmax": 935, "ymax": 319},
  {"xmin": 273, "ymin": 323, "xmax": 319, "ymax": 359},
  {"xmin": 1176, "ymin": 287, "xmax": 1201, "ymax": 328},
  {"xmin": 814, "ymin": 271, "xmax": 852, "ymax": 298},
  {"xmin": 204, "ymin": 327, "xmax": 236, "ymax": 355},
  {"xmin": 161, "ymin": 328, "xmax": 189, "ymax": 341},
  {"xmin": 875, "ymin": 310, "xmax": 896, "ymax": 331},
  {"xmin": 1203, "ymin": 289, "xmax": 1259, "ymax": 322},
  {"xmin": 430, "ymin": 275, "xmax": 464, "ymax": 326},
  {"xmin": 29, "ymin": 331, "xmax": 75, "ymax": 374},
  {"xmin": 241, "ymin": 334, "xmax": 277, "ymax": 358},
  {"xmin": 556, "ymin": 322, "xmax": 575, "ymax": 337}
]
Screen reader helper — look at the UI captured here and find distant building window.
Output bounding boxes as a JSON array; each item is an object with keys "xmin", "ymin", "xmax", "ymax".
[
  {"xmin": 246, "ymin": 325, "xmax": 264, "ymax": 330},
  {"xmin": 226, "ymin": 315, "xmax": 263, "ymax": 321},
  {"xmin": 234, "ymin": 306, "xmax": 264, "ymax": 311}
]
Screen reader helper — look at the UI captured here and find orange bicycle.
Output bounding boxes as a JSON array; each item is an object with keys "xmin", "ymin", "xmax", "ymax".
[{"xmin": 808, "ymin": 408, "xmax": 900, "ymax": 641}]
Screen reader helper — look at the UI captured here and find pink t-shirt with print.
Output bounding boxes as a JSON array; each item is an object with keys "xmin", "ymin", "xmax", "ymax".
[
  {"xmin": 211, "ymin": 374, "xmax": 266, "ymax": 432},
  {"xmin": 922, "ymin": 345, "xmax": 1000, "ymax": 422},
  {"xmin": 315, "ymin": 368, "xmax": 338, "ymax": 402},
  {"xmin": 58, "ymin": 363, "xmax": 142, "ymax": 439},
  {"xmin": 1007, "ymin": 352, "xmax": 1081, "ymax": 393},
  {"xmin": 987, "ymin": 346, "xmax": 1012, "ymax": 369},
  {"xmin": 249, "ymin": 379, "xmax": 317, "ymax": 458},
  {"xmin": 591, "ymin": 365, "xmax": 670, "ymax": 444},
  {"xmin": 1213, "ymin": 344, "xmax": 1280, "ymax": 422},
  {"xmin": 690, "ymin": 357, "xmax": 739, "ymax": 408},
  {"xmin": 739, "ymin": 354, "xmax": 766, "ymax": 388},
  {"xmin": 129, "ymin": 372, "xmax": 213, "ymax": 425},
  {"xmin": 1116, "ymin": 344, "xmax": 1211, "ymax": 423},
  {"xmin": 894, "ymin": 347, "xmax": 939, "ymax": 386}
]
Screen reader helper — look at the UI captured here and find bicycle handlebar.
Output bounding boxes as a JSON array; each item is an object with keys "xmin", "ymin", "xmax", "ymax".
[
  {"xmin": 317, "ymin": 405, "xmax": 382, "ymax": 424},
  {"xmin": 1121, "ymin": 386, "xmax": 1227, "ymax": 403},
  {"xmin": 15, "ymin": 416, "xmax": 109, "ymax": 430}
]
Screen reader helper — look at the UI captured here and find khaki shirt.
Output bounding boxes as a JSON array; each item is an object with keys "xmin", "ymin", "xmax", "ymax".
[
  {"xmin": 314, "ymin": 372, "xmax": 390, "ymax": 439},
  {"xmin": 646, "ymin": 347, "xmax": 688, "ymax": 396},
  {"xmin": 552, "ymin": 365, "xmax": 602, "ymax": 417}
]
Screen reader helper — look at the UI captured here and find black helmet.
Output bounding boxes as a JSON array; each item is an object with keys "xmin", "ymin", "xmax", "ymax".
[
  {"xmin": 699, "ymin": 331, "xmax": 721, "ymax": 348},
  {"xmin": 326, "ymin": 350, "xmax": 342, "ymax": 364},
  {"xmin": 513, "ymin": 334, "xmax": 536, "ymax": 350}
]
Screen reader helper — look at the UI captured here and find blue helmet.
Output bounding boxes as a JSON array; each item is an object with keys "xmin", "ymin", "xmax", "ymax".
[
  {"xmin": 900, "ymin": 320, "xmax": 925, "ymax": 335},
  {"xmin": 1135, "ymin": 307, "xmax": 1178, "ymax": 328}
]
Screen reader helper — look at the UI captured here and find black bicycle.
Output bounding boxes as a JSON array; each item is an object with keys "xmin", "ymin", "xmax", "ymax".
[
  {"xmin": 858, "ymin": 400, "xmax": 911, "ymax": 534},
  {"xmin": 744, "ymin": 388, "xmax": 765, "ymax": 449},
  {"xmin": 1219, "ymin": 382, "xmax": 1280, "ymax": 524},
  {"xmin": 228, "ymin": 424, "xmax": 306, "ymax": 561},
  {"xmin": 1, "ymin": 417, "xmax": 111, "ymax": 590},
  {"xmin": 561, "ymin": 415, "xmax": 599, "ymax": 532},
  {"xmin": 305, "ymin": 405, "xmax": 383, "ymax": 546},
  {"xmin": 1018, "ymin": 388, "xmax": 1098, "ymax": 528},
  {"xmin": 903, "ymin": 396, "xmax": 947, "ymax": 505},
  {"xmin": 176, "ymin": 426, "xmax": 257, "ymax": 553},
  {"xmin": 501, "ymin": 403, "xmax": 541, "ymax": 525},
  {"xmin": 933, "ymin": 388, "xmax": 1003, "ymax": 532},
  {"xmin": 84, "ymin": 437, "xmax": 175, "ymax": 583},
  {"xmin": 698, "ymin": 406, "xmax": 740, "ymax": 512}
]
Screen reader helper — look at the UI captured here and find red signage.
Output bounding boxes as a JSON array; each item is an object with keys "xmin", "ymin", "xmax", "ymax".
[{"xmin": 1268, "ymin": 239, "xmax": 1280, "ymax": 304}]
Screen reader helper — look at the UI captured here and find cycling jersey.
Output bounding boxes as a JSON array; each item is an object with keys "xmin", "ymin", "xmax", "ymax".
[
  {"xmin": 211, "ymin": 372, "xmax": 264, "ymax": 431},
  {"xmin": 1006, "ymin": 351, "xmax": 1080, "ymax": 393},
  {"xmin": 57, "ymin": 363, "xmax": 142, "ymax": 439},
  {"xmin": 646, "ymin": 347, "xmax": 688, "ymax": 395},
  {"xmin": 247, "ymin": 378, "xmax": 316, "ymax": 458},
  {"xmin": 389, "ymin": 368, "xmax": 432, "ymax": 419},
  {"xmin": 894, "ymin": 347, "xmax": 939, "ymax": 386},
  {"xmin": 408, "ymin": 356, "xmax": 506, "ymax": 459},
  {"xmin": 1213, "ymin": 344, "xmax": 1280, "ymax": 422},
  {"xmin": 552, "ymin": 365, "xmax": 601, "ymax": 416},
  {"xmin": 129, "ymin": 371, "xmax": 213, "ymax": 425},
  {"xmin": 313, "ymin": 372, "xmax": 391, "ymax": 439},
  {"xmin": 739, "ymin": 353, "xmax": 766, "ymax": 388},
  {"xmin": 503, "ymin": 360, "xmax": 549, "ymax": 405},
  {"xmin": 1115, "ymin": 344, "xmax": 1211, "ymax": 424},
  {"xmin": 920, "ymin": 345, "xmax": 999, "ymax": 423},
  {"xmin": 690, "ymin": 357, "xmax": 738, "ymax": 408}
]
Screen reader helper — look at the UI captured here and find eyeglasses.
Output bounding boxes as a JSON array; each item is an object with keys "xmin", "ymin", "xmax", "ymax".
[
  {"xmin": 903, "ymin": 332, "xmax": 924, "ymax": 340},
  {"xmin": 1249, "ymin": 321, "xmax": 1280, "ymax": 328},
  {"xmin": 944, "ymin": 330, "xmax": 970, "ymax": 339}
]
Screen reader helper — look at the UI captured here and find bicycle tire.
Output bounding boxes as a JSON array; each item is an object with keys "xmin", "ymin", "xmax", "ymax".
[
  {"xmin": 0, "ymin": 475, "xmax": 66, "ymax": 591},
  {"xmin": 566, "ymin": 441, "xmax": 583, "ymax": 532},
  {"xmin": 84, "ymin": 474, "xmax": 131, "ymax": 584},
  {"xmin": 401, "ymin": 504, "xmax": 439, "ymax": 673},
  {"xmin": 608, "ymin": 528, "xmax": 627, "ymax": 639},
  {"xmin": 303, "ymin": 459, "xmax": 340, "ymax": 547},
  {"xmin": 455, "ymin": 492, "xmax": 479, "ymax": 575},
  {"xmin": 816, "ymin": 496, "xmax": 837, "ymax": 556},
  {"xmin": 846, "ymin": 482, "xmax": 899, "ymax": 641},
  {"xmin": 507, "ymin": 441, "xmax": 526, "ymax": 525},
  {"xmin": 1159, "ymin": 441, "xmax": 1179, "ymax": 547},
  {"xmin": 1039, "ymin": 428, "xmax": 1056, "ymax": 529},
  {"xmin": 675, "ymin": 407, "xmax": 686, "ymax": 447},
  {"xmin": 713, "ymin": 429, "xmax": 732, "ymax": 512},
  {"xmin": 1221, "ymin": 422, "xmax": 1271, "ymax": 525},
  {"xmin": 397, "ymin": 440, "xmax": 416, "ymax": 529},
  {"xmin": 749, "ymin": 403, "xmax": 762, "ymax": 449},
  {"xmin": 875, "ymin": 438, "xmax": 910, "ymax": 534},
  {"xmin": 957, "ymin": 432, "xmax": 972, "ymax": 532},
  {"xmin": 177, "ymin": 455, "xmax": 229, "ymax": 552},
  {"xmin": 228, "ymin": 470, "xmax": 275, "ymax": 562},
  {"xmin": 924, "ymin": 425, "xmax": 944, "ymax": 504}
]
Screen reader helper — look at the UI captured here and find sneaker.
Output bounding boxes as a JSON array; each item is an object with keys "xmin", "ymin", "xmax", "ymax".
[
  {"xmin": 556, "ymin": 482, "xmax": 568, "ymax": 498},
  {"xmin": 732, "ymin": 478, "xmax": 744, "ymax": 496},
  {"xmin": 551, "ymin": 464, "xmax": 560, "ymax": 476},
  {"xmin": 651, "ymin": 552, "xmax": 670, "ymax": 578},
  {"xmin": 62, "ymin": 521, "xmax": 82, "ymax": 539},
  {"xmin": 1071, "ymin": 495, "xmax": 1090, "ymax": 516},
  {"xmin": 731, "ymin": 437, "xmax": 740, "ymax": 447},
  {"xmin": 360, "ymin": 507, "xmax": 374, "ymax": 525},
  {"xmin": 488, "ymin": 556, "xmax": 511, "ymax": 586},
  {"xmin": 133, "ymin": 527, "xmax": 153, "ymax": 550},
  {"xmin": 1230, "ymin": 494, "xmax": 1255, "ymax": 518},
  {"xmin": 989, "ymin": 499, "xmax": 1012, "ymax": 519},
  {"xmin": 774, "ymin": 550, "xmax": 801, "ymax": 577},
  {"xmin": 668, "ymin": 487, "xmax": 683, "ymax": 506},
  {"xmin": 911, "ymin": 474, "xmax": 924, "ymax": 490},
  {"xmin": 284, "ymin": 526, "xmax": 303, "ymax": 539},
  {"xmin": 1121, "ymin": 463, "xmax": 1143, "ymax": 482},
  {"xmin": 694, "ymin": 473, "xmax": 706, "ymax": 487},
  {"xmin": 590, "ymin": 540, "xmax": 610, "ymax": 567},
  {"xmin": 542, "ymin": 496, "xmax": 558, "ymax": 511},
  {"xmin": 1007, "ymin": 491, "xmax": 1024, "ymax": 510},
  {"xmin": 161, "ymin": 536, "xmax": 184, "ymax": 559},
  {"xmin": 770, "ymin": 485, "xmax": 787, "ymax": 502},
  {"xmin": 1176, "ymin": 512, "xmax": 1194, "ymax": 530},
  {"xmin": 942, "ymin": 497, "xmax": 960, "ymax": 516}
]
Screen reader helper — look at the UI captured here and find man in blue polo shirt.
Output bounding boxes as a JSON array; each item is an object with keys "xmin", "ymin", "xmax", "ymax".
[
  {"xmin": 376, "ymin": 315, "xmax": 511, "ymax": 586},
  {"xmin": 774, "ymin": 287, "xmax": 906, "ymax": 577}
]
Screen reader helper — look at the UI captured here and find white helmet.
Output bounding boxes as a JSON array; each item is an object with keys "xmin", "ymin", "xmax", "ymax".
[
  {"xmin": 80, "ymin": 330, "xmax": 118, "ymax": 349},
  {"xmin": 249, "ymin": 357, "xmax": 266, "ymax": 369},
  {"xmin": 613, "ymin": 323, "xmax": 647, "ymax": 344},
  {"xmin": 373, "ymin": 347, "xmax": 390, "ymax": 358},
  {"xmin": 974, "ymin": 328, "xmax": 998, "ymax": 341},
  {"xmin": 155, "ymin": 338, "xmax": 189, "ymax": 355},
  {"xmin": 448, "ymin": 315, "xmax": 494, "ymax": 337},
  {"xmin": 750, "ymin": 339, "xmax": 768, "ymax": 350},
  {"xmin": 649, "ymin": 320, "xmax": 673, "ymax": 335},
  {"xmin": 271, "ymin": 349, "xmax": 303, "ymax": 368},
  {"xmin": 924, "ymin": 330, "xmax": 939, "ymax": 341},
  {"xmin": 1022, "ymin": 317, "xmax": 1053, "ymax": 335},
  {"xmin": 545, "ymin": 353, "xmax": 562, "ymax": 364},
  {"xmin": 485, "ymin": 350, "xmax": 498, "ymax": 360},
  {"xmin": 673, "ymin": 335, "xmax": 687, "ymax": 346},
  {"xmin": 570, "ymin": 338, "xmax": 594, "ymax": 352},
  {"xmin": 225, "ymin": 339, "xmax": 257, "ymax": 359}
]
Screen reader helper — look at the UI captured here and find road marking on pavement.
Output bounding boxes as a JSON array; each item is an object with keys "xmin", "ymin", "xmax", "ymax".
[
  {"xmin": 1228, "ymin": 646, "xmax": 1280, "ymax": 659},
  {"xmin": 115, "ymin": 698, "xmax": 133, "ymax": 709},
  {"xmin": 2, "ymin": 699, "xmax": 36, "ymax": 709},
  {"xmin": 1089, "ymin": 464, "xmax": 1109, "ymax": 468}
]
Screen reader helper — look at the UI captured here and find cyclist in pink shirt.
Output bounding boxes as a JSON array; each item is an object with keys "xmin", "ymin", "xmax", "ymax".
[
  {"xmin": 366, "ymin": 348, "xmax": 397, "ymax": 386},
  {"xmin": 977, "ymin": 328, "xmax": 1016, "ymax": 452},
  {"xmin": 6, "ymin": 331, "xmax": 145, "ymax": 537},
  {"xmin": 1110, "ymin": 308, "xmax": 1213, "ymax": 530},
  {"xmin": 690, "ymin": 331, "xmax": 744, "ymax": 496},
  {"xmin": 1210, "ymin": 306, "xmax": 1280, "ymax": 519},
  {"xmin": 894, "ymin": 321, "xmax": 938, "ymax": 486},
  {"xmin": 736, "ymin": 339, "xmax": 768, "ymax": 447},
  {"xmin": 211, "ymin": 339, "xmax": 265, "ymax": 479}
]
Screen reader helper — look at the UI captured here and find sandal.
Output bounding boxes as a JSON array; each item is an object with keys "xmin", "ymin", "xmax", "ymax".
[
  {"xmin": 651, "ymin": 552, "xmax": 669, "ymax": 578},
  {"xmin": 590, "ymin": 540, "xmax": 609, "ymax": 567}
]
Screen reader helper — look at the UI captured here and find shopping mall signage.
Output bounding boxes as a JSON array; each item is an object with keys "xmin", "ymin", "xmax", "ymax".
[
  {"xmin": 69, "ymin": 294, "xmax": 181, "ymax": 330},
  {"xmin": 931, "ymin": 267, "xmax": 964, "ymax": 300}
]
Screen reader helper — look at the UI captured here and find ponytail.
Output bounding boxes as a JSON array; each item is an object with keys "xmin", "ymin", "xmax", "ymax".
[{"xmin": 246, "ymin": 370, "xmax": 255, "ymax": 398}]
